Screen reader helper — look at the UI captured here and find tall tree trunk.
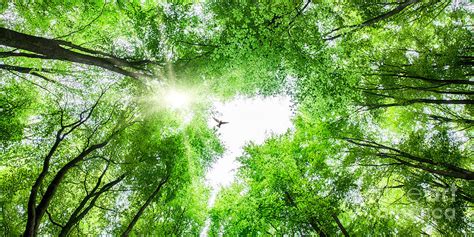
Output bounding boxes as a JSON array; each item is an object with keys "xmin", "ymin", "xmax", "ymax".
[
  {"xmin": 24, "ymin": 140, "xmax": 112, "ymax": 237},
  {"xmin": 121, "ymin": 175, "xmax": 170, "ymax": 237},
  {"xmin": 0, "ymin": 27, "xmax": 149, "ymax": 79},
  {"xmin": 33, "ymin": 142, "xmax": 110, "ymax": 235},
  {"xmin": 23, "ymin": 133, "xmax": 63, "ymax": 237},
  {"xmin": 23, "ymin": 97, "xmax": 103, "ymax": 237}
]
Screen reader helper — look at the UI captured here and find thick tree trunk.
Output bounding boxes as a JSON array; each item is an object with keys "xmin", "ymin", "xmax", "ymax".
[
  {"xmin": 0, "ymin": 27, "xmax": 147, "ymax": 79},
  {"xmin": 28, "ymin": 142, "xmax": 111, "ymax": 236},
  {"xmin": 23, "ymin": 99, "xmax": 104, "ymax": 237},
  {"xmin": 23, "ymin": 132, "xmax": 63, "ymax": 237},
  {"xmin": 24, "ymin": 130, "xmax": 116, "ymax": 236},
  {"xmin": 121, "ymin": 175, "xmax": 170, "ymax": 237},
  {"xmin": 23, "ymin": 92, "xmax": 119, "ymax": 237}
]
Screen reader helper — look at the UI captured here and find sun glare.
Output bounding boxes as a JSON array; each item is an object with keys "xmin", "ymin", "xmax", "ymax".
[{"xmin": 165, "ymin": 90, "xmax": 190, "ymax": 109}]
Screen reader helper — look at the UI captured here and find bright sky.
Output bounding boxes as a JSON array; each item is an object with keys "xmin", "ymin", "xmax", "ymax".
[{"xmin": 200, "ymin": 95, "xmax": 293, "ymax": 236}]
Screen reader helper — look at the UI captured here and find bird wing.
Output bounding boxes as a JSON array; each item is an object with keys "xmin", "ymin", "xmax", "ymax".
[
  {"xmin": 221, "ymin": 121, "xmax": 229, "ymax": 124},
  {"xmin": 212, "ymin": 117, "xmax": 220, "ymax": 123}
]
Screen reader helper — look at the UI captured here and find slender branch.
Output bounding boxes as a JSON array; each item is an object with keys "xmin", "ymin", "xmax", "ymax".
[
  {"xmin": 325, "ymin": 0, "xmax": 420, "ymax": 40},
  {"xmin": 0, "ymin": 51, "xmax": 51, "ymax": 59},
  {"xmin": 45, "ymin": 209, "xmax": 64, "ymax": 228},
  {"xmin": 331, "ymin": 213, "xmax": 349, "ymax": 237},
  {"xmin": 121, "ymin": 174, "xmax": 170, "ymax": 237},
  {"xmin": 54, "ymin": 2, "xmax": 107, "ymax": 39}
]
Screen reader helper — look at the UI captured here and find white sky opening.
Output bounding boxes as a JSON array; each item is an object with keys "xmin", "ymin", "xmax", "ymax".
[{"xmin": 200, "ymin": 95, "xmax": 293, "ymax": 236}]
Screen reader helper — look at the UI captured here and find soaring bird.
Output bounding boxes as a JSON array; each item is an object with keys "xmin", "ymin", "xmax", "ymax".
[{"xmin": 213, "ymin": 117, "xmax": 229, "ymax": 128}]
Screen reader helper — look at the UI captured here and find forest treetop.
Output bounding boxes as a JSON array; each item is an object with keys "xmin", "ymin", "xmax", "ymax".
[{"xmin": 0, "ymin": 1, "xmax": 472, "ymax": 236}]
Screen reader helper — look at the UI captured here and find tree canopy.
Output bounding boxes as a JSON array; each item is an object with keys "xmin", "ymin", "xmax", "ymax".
[{"xmin": 0, "ymin": 1, "xmax": 472, "ymax": 236}]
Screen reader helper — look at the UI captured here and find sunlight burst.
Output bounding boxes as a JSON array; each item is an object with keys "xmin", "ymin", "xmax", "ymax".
[{"xmin": 164, "ymin": 90, "xmax": 190, "ymax": 109}]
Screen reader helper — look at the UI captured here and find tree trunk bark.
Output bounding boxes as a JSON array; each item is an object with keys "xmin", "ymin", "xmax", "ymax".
[
  {"xmin": 23, "ymin": 132, "xmax": 63, "ymax": 237},
  {"xmin": 0, "ymin": 27, "xmax": 146, "ymax": 79},
  {"xmin": 23, "ymin": 140, "xmax": 111, "ymax": 237}
]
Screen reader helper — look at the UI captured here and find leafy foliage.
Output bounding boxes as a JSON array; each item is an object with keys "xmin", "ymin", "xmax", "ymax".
[{"xmin": 0, "ymin": 1, "xmax": 472, "ymax": 236}]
